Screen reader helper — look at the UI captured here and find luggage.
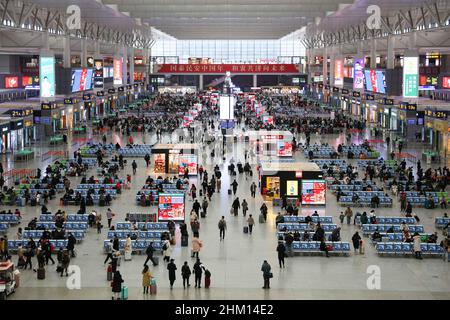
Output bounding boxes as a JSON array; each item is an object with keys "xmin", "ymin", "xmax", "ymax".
[
  {"xmin": 124, "ymin": 250, "xmax": 132, "ymax": 261},
  {"xmin": 205, "ymin": 277, "xmax": 211, "ymax": 288},
  {"xmin": 181, "ymin": 235, "xmax": 189, "ymax": 247},
  {"xmin": 259, "ymin": 214, "xmax": 265, "ymax": 223},
  {"xmin": 152, "ymin": 256, "xmax": 159, "ymax": 266},
  {"xmin": 37, "ymin": 267, "xmax": 45, "ymax": 280},
  {"xmin": 201, "ymin": 211, "xmax": 206, "ymax": 218},
  {"xmin": 243, "ymin": 226, "xmax": 249, "ymax": 234},
  {"xmin": 150, "ymin": 279, "xmax": 157, "ymax": 295},
  {"xmin": 56, "ymin": 262, "xmax": 63, "ymax": 273},
  {"xmin": 199, "ymin": 190, "xmax": 203, "ymax": 197},
  {"xmin": 16, "ymin": 198, "xmax": 24, "ymax": 207},
  {"xmin": 31, "ymin": 199, "xmax": 36, "ymax": 206},
  {"xmin": 228, "ymin": 189, "xmax": 232, "ymax": 195},
  {"xmin": 121, "ymin": 286, "xmax": 128, "ymax": 300},
  {"xmin": 107, "ymin": 264, "xmax": 113, "ymax": 281}
]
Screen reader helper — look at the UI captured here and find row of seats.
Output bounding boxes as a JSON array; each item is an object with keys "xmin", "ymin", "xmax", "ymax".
[
  {"xmin": 8, "ymin": 239, "xmax": 69, "ymax": 251},
  {"xmin": 107, "ymin": 231, "xmax": 167, "ymax": 239},
  {"xmin": 361, "ymin": 224, "xmax": 425, "ymax": 234},
  {"xmin": 39, "ymin": 214, "xmax": 90, "ymax": 222},
  {"xmin": 0, "ymin": 222, "xmax": 8, "ymax": 232},
  {"xmin": 277, "ymin": 223, "xmax": 337, "ymax": 232},
  {"xmin": 403, "ymin": 191, "xmax": 448, "ymax": 197},
  {"xmin": 0, "ymin": 215, "xmax": 20, "ymax": 223},
  {"xmin": 355, "ymin": 216, "xmax": 416, "ymax": 225},
  {"xmin": 126, "ymin": 213, "xmax": 157, "ymax": 222},
  {"xmin": 282, "ymin": 216, "xmax": 333, "ymax": 224},
  {"xmin": 338, "ymin": 196, "xmax": 392, "ymax": 206},
  {"xmin": 340, "ymin": 191, "xmax": 387, "ymax": 197},
  {"xmin": 76, "ymin": 184, "xmax": 117, "ymax": 189},
  {"xmin": 74, "ymin": 189, "xmax": 117, "ymax": 196},
  {"xmin": 329, "ymin": 184, "xmax": 381, "ymax": 191},
  {"xmin": 22, "ymin": 230, "xmax": 85, "ymax": 241},
  {"xmin": 376, "ymin": 242, "xmax": 444, "ymax": 255},
  {"xmin": 291, "ymin": 241, "xmax": 351, "ymax": 254},
  {"xmin": 435, "ymin": 217, "xmax": 450, "ymax": 227},
  {"xmin": 116, "ymin": 222, "xmax": 169, "ymax": 230},
  {"xmin": 406, "ymin": 196, "xmax": 442, "ymax": 206},
  {"xmin": 36, "ymin": 222, "xmax": 88, "ymax": 230},
  {"xmin": 371, "ymin": 232, "xmax": 431, "ymax": 242},
  {"xmin": 103, "ymin": 239, "xmax": 163, "ymax": 252}
]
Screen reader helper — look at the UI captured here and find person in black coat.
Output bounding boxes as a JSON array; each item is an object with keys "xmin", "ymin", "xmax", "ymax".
[
  {"xmin": 276, "ymin": 241, "xmax": 286, "ymax": 268},
  {"xmin": 181, "ymin": 261, "xmax": 191, "ymax": 289},
  {"xmin": 193, "ymin": 258, "xmax": 203, "ymax": 288},
  {"xmin": 167, "ymin": 259, "xmax": 177, "ymax": 289},
  {"xmin": 352, "ymin": 232, "xmax": 361, "ymax": 252},
  {"xmin": 111, "ymin": 271, "xmax": 124, "ymax": 300},
  {"xmin": 67, "ymin": 233, "xmax": 76, "ymax": 257}
]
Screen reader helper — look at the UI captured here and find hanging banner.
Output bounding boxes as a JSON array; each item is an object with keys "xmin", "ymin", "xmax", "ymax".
[
  {"xmin": 39, "ymin": 56, "xmax": 55, "ymax": 98},
  {"xmin": 94, "ymin": 59, "xmax": 104, "ymax": 89},
  {"xmin": 113, "ymin": 58, "xmax": 123, "ymax": 85},
  {"xmin": 154, "ymin": 64, "xmax": 300, "ymax": 74},
  {"xmin": 334, "ymin": 60, "xmax": 344, "ymax": 86},
  {"xmin": 353, "ymin": 58, "xmax": 365, "ymax": 89},
  {"xmin": 403, "ymin": 56, "xmax": 419, "ymax": 98}
]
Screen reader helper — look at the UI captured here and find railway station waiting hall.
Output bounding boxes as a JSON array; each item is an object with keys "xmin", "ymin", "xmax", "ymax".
[{"xmin": 0, "ymin": 0, "xmax": 449, "ymax": 305}]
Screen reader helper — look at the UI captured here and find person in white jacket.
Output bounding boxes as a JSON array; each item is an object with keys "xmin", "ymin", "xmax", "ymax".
[
  {"xmin": 124, "ymin": 235, "xmax": 132, "ymax": 261},
  {"xmin": 162, "ymin": 238, "xmax": 172, "ymax": 262}
]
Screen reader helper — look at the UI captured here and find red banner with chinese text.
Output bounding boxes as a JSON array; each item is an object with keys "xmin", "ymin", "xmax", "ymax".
[{"xmin": 154, "ymin": 64, "xmax": 299, "ymax": 74}]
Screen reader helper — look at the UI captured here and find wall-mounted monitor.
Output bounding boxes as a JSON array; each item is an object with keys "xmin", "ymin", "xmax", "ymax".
[
  {"xmin": 71, "ymin": 68, "xmax": 94, "ymax": 93},
  {"xmin": 301, "ymin": 180, "xmax": 326, "ymax": 205},
  {"xmin": 363, "ymin": 69, "xmax": 386, "ymax": 94}
]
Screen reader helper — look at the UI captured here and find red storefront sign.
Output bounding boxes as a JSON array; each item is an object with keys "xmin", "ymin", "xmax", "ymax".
[{"xmin": 154, "ymin": 64, "xmax": 299, "ymax": 74}]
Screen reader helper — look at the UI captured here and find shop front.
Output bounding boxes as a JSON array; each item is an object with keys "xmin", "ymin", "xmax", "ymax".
[
  {"xmin": 0, "ymin": 121, "xmax": 10, "ymax": 154},
  {"xmin": 41, "ymin": 102, "xmax": 61, "ymax": 136},
  {"xmin": 151, "ymin": 143, "xmax": 199, "ymax": 175},
  {"xmin": 424, "ymin": 110, "xmax": 449, "ymax": 156},
  {"xmin": 23, "ymin": 117, "xmax": 35, "ymax": 145},
  {"xmin": 259, "ymin": 162, "xmax": 325, "ymax": 204},
  {"xmin": 9, "ymin": 119, "xmax": 24, "ymax": 151}
]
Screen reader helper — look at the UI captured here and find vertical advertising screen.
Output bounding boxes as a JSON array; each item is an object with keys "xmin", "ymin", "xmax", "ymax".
[
  {"xmin": 441, "ymin": 76, "xmax": 450, "ymax": 89},
  {"xmin": 113, "ymin": 58, "xmax": 123, "ymax": 85},
  {"xmin": 277, "ymin": 141, "xmax": 293, "ymax": 157},
  {"xmin": 286, "ymin": 180, "xmax": 298, "ymax": 196},
  {"xmin": 94, "ymin": 59, "xmax": 104, "ymax": 89},
  {"xmin": 39, "ymin": 56, "xmax": 55, "ymax": 98},
  {"xmin": 353, "ymin": 58, "xmax": 365, "ymax": 89},
  {"xmin": 364, "ymin": 70, "xmax": 386, "ymax": 94},
  {"xmin": 403, "ymin": 56, "xmax": 419, "ymax": 98},
  {"xmin": 219, "ymin": 95, "xmax": 235, "ymax": 120},
  {"xmin": 334, "ymin": 60, "xmax": 344, "ymax": 86},
  {"xmin": 178, "ymin": 154, "xmax": 198, "ymax": 175},
  {"xmin": 158, "ymin": 194, "xmax": 185, "ymax": 222},
  {"xmin": 71, "ymin": 69, "xmax": 94, "ymax": 93},
  {"xmin": 301, "ymin": 180, "xmax": 326, "ymax": 205}
]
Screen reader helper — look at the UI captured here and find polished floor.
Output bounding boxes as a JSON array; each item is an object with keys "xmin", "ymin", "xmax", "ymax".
[{"xmin": 2, "ymin": 122, "xmax": 450, "ymax": 300}]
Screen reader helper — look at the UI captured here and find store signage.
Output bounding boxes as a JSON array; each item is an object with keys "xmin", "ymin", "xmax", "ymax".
[
  {"xmin": 341, "ymin": 89, "xmax": 349, "ymax": 94},
  {"xmin": 403, "ymin": 56, "xmax": 419, "ymax": 98},
  {"xmin": 113, "ymin": 58, "xmax": 122, "ymax": 85},
  {"xmin": 83, "ymin": 93, "xmax": 92, "ymax": 101},
  {"xmin": 10, "ymin": 109, "xmax": 33, "ymax": 117},
  {"xmin": 442, "ymin": 77, "xmax": 450, "ymax": 89},
  {"xmin": 41, "ymin": 102, "xmax": 56, "ymax": 110},
  {"xmin": 399, "ymin": 103, "xmax": 417, "ymax": 111},
  {"xmin": 154, "ymin": 64, "xmax": 300, "ymax": 74},
  {"xmin": 384, "ymin": 99, "xmax": 394, "ymax": 105},
  {"xmin": 108, "ymin": 88, "xmax": 116, "ymax": 94},
  {"xmin": 64, "ymin": 98, "xmax": 74, "ymax": 104},
  {"xmin": 365, "ymin": 94, "xmax": 375, "ymax": 101},
  {"xmin": 352, "ymin": 91, "xmax": 361, "ymax": 98},
  {"xmin": 96, "ymin": 91, "xmax": 105, "ymax": 97},
  {"xmin": 332, "ymin": 87, "xmax": 340, "ymax": 93},
  {"xmin": 295, "ymin": 171, "xmax": 303, "ymax": 178}
]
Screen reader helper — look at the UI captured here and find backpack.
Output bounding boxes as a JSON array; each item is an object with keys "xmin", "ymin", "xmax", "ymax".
[
  {"xmin": 162, "ymin": 243, "xmax": 168, "ymax": 251},
  {"xmin": 218, "ymin": 220, "xmax": 225, "ymax": 229}
]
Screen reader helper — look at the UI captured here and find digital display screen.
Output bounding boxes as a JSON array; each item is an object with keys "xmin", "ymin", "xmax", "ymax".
[
  {"xmin": 39, "ymin": 56, "xmax": 55, "ymax": 98},
  {"xmin": 364, "ymin": 69, "xmax": 386, "ymax": 94},
  {"xmin": 286, "ymin": 180, "xmax": 298, "ymax": 196},
  {"xmin": 5, "ymin": 76, "xmax": 19, "ymax": 88},
  {"xmin": 183, "ymin": 115, "xmax": 194, "ymax": 127},
  {"xmin": 219, "ymin": 95, "xmax": 235, "ymax": 120},
  {"xmin": 301, "ymin": 180, "xmax": 326, "ymax": 205},
  {"xmin": 178, "ymin": 155, "xmax": 198, "ymax": 175},
  {"xmin": 71, "ymin": 69, "xmax": 94, "ymax": 93},
  {"xmin": 277, "ymin": 142, "xmax": 292, "ymax": 157},
  {"xmin": 158, "ymin": 194, "xmax": 185, "ymax": 222},
  {"xmin": 334, "ymin": 60, "xmax": 344, "ymax": 86},
  {"xmin": 93, "ymin": 59, "xmax": 104, "ymax": 89},
  {"xmin": 442, "ymin": 77, "xmax": 450, "ymax": 89},
  {"xmin": 113, "ymin": 59, "xmax": 122, "ymax": 85},
  {"xmin": 353, "ymin": 58, "xmax": 364, "ymax": 89}
]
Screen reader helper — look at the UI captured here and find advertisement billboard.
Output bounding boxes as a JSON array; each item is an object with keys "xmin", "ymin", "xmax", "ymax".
[
  {"xmin": 353, "ymin": 58, "xmax": 365, "ymax": 89},
  {"xmin": 442, "ymin": 76, "xmax": 450, "ymax": 89},
  {"xmin": 158, "ymin": 194, "xmax": 185, "ymax": 222},
  {"xmin": 277, "ymin": 142, "xmax": 293, "ymax": 157},
  {"xmin": 403, "ymin": 56, "xmax": 419, "ymax": 98},
  {"xmin": 93, "ymin": 59, "xmax": 104, "ymax": 89},
  {"xmin": 286, "ymin": 181, "xmax": 298, "ymax": 196},
  {"xmin": 178, "ymin": 154, "xmax": 198, "ymax": 175},
  {"xmin": 301, "ymin": 180, "xmax": 326, "ymax": 205},
  {"xmin": 262, "ymin": 115, "xmax": 274, "ymax": 126},
  {"xmin": 364, "ymin": 70, "xmax": 386, "ymax": 94},
  {"xmin": 39, "ymin": 56, "xmax": 55, "ymax": 98},
  {"xmin": 5, "ymin": 76, "xmax": 19, "ymax": 89},
  {"xmin": 219, "ymin": 95, "xmax": 235, "ymax": 120},
  {"xmin": 71, "ymin": 69, "xmax": 94, "ymax": 93},
  {"xmin": 334, "ymin": 60, "xmax": 344, "ymax": 86},
  {"xmin": 113, "ymin": 58, "xmax": 123, "ymax": 85}
]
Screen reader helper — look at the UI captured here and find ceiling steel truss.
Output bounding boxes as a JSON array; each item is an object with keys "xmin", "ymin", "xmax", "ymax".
[{"xmin": 0, "ymin": 0, "xmax": 153, "ymax": 49}]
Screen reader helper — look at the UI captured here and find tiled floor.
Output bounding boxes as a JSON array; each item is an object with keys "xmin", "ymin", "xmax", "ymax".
[{"xmin": 3, "ymin": 122, "xmax": 450, "ymax": 300}]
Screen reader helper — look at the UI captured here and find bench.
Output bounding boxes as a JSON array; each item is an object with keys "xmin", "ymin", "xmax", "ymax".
[{"xmin": 375, "ymin": 242, "xmax": 444, "ymax": 257}]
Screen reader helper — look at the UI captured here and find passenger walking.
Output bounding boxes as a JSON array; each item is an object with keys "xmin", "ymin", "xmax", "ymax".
[
  {"xmin": 193, "ymin": 258, "xmax": 203, "ymax": 288},
  {"xmin": 276, "ymin": 242, "xmax": 286, "ymax": 268},
  {"xmin": 242, "ymin": 199, "xmax": 248, "ymax": 216},
  {"xmin": 261, "ymin": 260, "xmax": 272, "ymax": 289},
  {"xmin": 413, "ymin": 232, "xmax": 423, "ymax": 260},
  {"xmin": 111, "ymin": 271, "xmax": 124, "ymax": 300},
  {"xmin": 345, "ymin": 207, "xmax": 353, "ymax": 225},
  {"xmin": 250, "ymin": 182, "xmax": 257, "ymax": 198},
  {"xmin": 191, "ymin": 236, "xmax": 203, "ymax": 259},
  {"xmin": 142, "ymin": 265, "xmax": 152, "ymax": 294},
  {"xmin": 218, "ymin": 216, "xmax": 227, "ymax": 240},
  {"xmin": 181, "ymin": 261, "xmax": 192, "ymax": 289},
  {"xmin": 352, "ymin": 232, "xmax": 361, "ymax": 253},
  {"xmin": 167, "ymin": 259, "xmax": 177, "ymax": 289},
  {"xmin": 132, "ymin": 160, "xmax": 137, "ymax": 175},
  {"xmin": 144, "ymin": 242, "xmax": 158, "ymax": 266},
  {"xmin": 247, "ymin": 214, "xmax": 255, "ymax": 234}
]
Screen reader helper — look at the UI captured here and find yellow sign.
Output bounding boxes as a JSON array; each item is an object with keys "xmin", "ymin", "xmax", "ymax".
[{"xmin": 286, "ymin": 180, "xmax": 298, "ymax": 196}]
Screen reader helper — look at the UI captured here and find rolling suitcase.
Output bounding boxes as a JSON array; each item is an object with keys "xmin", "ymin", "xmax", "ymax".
[
  {"xmin": 37, "ymin": 267, "xmax": 45, "ymax": 280},
  {"xmin": 199, "ymin": 190, "xmax": 203, "ymax": 197},
  {"xmin": 121, "ymin": 286, "xmax": 128, "ymax": 300},
  {"xmin": 259, "ymin": 214, "xmax": 265, "ymax": 223},
  {"xmin": 107, "ymin": 265, "xmax": 113, "ymax": 281},
  {"xmin": 124, "ymin": 251, "xmax": 132, "ymax": 261},
  {"xmin": 243, "ymin": 226, "xmax": 249, "ymax": 234},
  {"xmin": 228, "ymin": 189, "xmax": 232, "ymax": 195},
  {"xmin": 201, "ymin": 211, "xmax": 206, "ymax": 218},
  {"xmin": 150, "ymin": 279, "xmax": 157, "ymax": 295},
  {"xmin": 181, "ymin": 235, "xmax": 189, "ymax": 247},
  {"xmin": 152, "ymin": 256, "xmax": 159, "ymax": 266},
  {"xmin": 205, "ymin": 277, "xmax": 211, "ymax": 289}
]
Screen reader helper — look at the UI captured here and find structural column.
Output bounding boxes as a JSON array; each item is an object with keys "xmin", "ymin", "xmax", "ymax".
[
  {"xmin": 387, "ymin": 35, "xmax": 395, "ymax": 69},
  {"xmin": 322, "ymin": 48, "xmax": 328, "ymax": 85},
  {"xmin": 81, "ymin": 39, "xmax": 87, "ymax": 68},
  {"xmin": 129, "ymin": 47, "xmax": 135, "ymax": 85},
  {"xmin": 199, "ymin": 74, "xmax": 204, "ymax": 90},
  {"xmin": 122, "ymin": 46, "xmax": 128, "ymax": 85},
  {"xmin": 63, "ymin": 35, "xmax": 71, "ymax": 68},
  {"xmin": 253, "ymin": 74, "xmax": 257, "ymax": 88},
  {"xmin": 329, "ymin": 49, "xmax": 335, "ymax": 87},
  {"xmin": 370, "ymin": 38, "xmax": 377, "ymax": 69}
]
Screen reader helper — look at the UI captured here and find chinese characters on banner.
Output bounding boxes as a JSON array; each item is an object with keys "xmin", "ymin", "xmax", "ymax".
[
  {"xmin": 154, "ymin": 64, "xmax": 300, "ymax": 74},
  {"xmin": 403, "ymin": 56, "xmax": 419, "ymax": 98},
  {"xmin": 113, "ymin": 58, "xmax": 123, "ymax": 85}
]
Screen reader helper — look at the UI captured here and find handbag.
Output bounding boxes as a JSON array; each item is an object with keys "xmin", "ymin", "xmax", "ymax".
[{"xmin": 268, "ymin": 272, "xmax": 273, "ymax": 278}]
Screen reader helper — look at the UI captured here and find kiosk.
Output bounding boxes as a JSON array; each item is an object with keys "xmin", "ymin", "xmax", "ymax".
[
  {"xmin": 259, "ymin": 162, "xmax": 325, "ymax": 205},
  {"xmin": 246, "ymin": 130, "xmax": 293, "ymax": 157},
  {"xmin": 151, "ymin": 143, "xmax": 199, "ymax": 175}
]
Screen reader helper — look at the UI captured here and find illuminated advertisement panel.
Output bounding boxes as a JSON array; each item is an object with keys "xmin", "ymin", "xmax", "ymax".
[
  {"xmin": 39, "ymin": 56, "xmax": 55, "ymax": 98},
  {"xmin": 262, "ymin": 115, "xmax": 274, "ymax": 125},
  {"xmin": 178, "ymin": 154, "xmax": 198, "ymax": 175},
  {"xmin": 301, "ymin": 180, "xmax": 326, "ymax": 205},
  {"xmin": 334, "ymin": 60, "xmax": 344, "ymax": 86},
  {"xmin": 353, "ymin": 58, "xmax": 364, "ymax": 89},
  {"xmin": 94, "ymin": 59, "xmax": 104, "ymax": 89},
  {"xmin": 113, "ymin": 58, "xmax": 123, "ymax": 85},
  {"xmin": 277, "ymin": 141, "xmax": 293, "ymax": 157},
  {"xmin": 286, "ymin": 180, "xmax": 298, "ymax": 196},
  {"xmin": 403, "ymin": 56, "xmax": 419, "ymax": 98},
  {"xmin": 5, "ymin": 76, "xmax": 19, "ymax": 89},
  {"xmin": 158, "ymin": 194, "xmax": 185, "ymax": 222}
]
